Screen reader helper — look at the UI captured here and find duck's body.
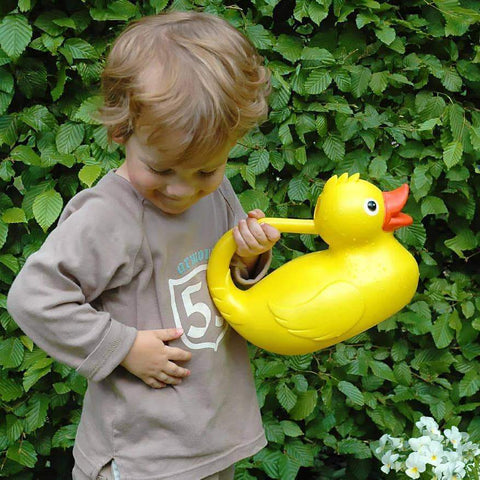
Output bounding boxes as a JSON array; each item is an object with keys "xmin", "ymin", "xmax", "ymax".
[{"xmin": 207, "ymin": 173, "xmax": 420, "ymax": 355}]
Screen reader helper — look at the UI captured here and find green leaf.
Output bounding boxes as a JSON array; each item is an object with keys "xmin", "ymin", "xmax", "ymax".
[
  {"xmin": 238, "ymin": 189, "xmax": 269, "ymax": 212},
  {"xmin": 301, "ymin": 48, "xmax": 336, "ymax": 66},
  {"xmin": 322, "ymin": 134, "xmax": 345, "ymax": 162},
  {"xmin": 275, "ymin": 35, "xmax": 303, "ymax": 63},
  {"xmin": 459, "ymin": 371, "xmax": 480, "ymax": 398},
  {"xmin": 443, "ymin": 141, "xmax": 463, "ymax": 169},
  {"xmin": 23, "ymin": 363, "xmax": 52, "ymax": 392},
  {"xmin": 2, "ymin": 208, "xmax": 27, "ymax": 224},
  {"xmin": 285, "ymin": 439, "xmax": 315, "ymax": 466},
  {"xmin": 0, "ymin": 220, "xmax": 8, "ymax": 249},
  {"xmin": 7, "ymin": 440, "xmax": 37, "ymax": 468},
  {"xmin": 288, "ymin": 176, "xmax": 309, "ymax": 201},
  {"xmin": 308, "ymin": 2, "xmax": 329, "ymax": 25},
  {"xmin": 51, "ymin": 65, "xmax": 67, "ymax": 101},
  {"xmin": 444, "ymin": 229, "xmax": 477, "ymax": 257},
  {"xmin": 375, "ymin": 26, "xmax": 396, "ymax": 45},
  {"xmin": 470, "ymin": 126, "xmax": 480, "ymax": 151},
  {"xmin": 0, "ymin": 254, "xmax": 19, "ymax": 273},
  {"xmin": 19, "ymin": 105, "xmax": 56, "ymax": 132},
  {"xmin": 0, "ymin": 67, "xmax": 14, "ymax": 94},
  {"xmin": 0, "ymin": 373, "xmax": 23, "ymax": 401},
  {"xmin": 441, "ymin": 67, "xmax": 462, "ymax": 92},
  {"xmin": 369, "ymin": 71, "xmax": 389, "ymax": 95},
  {"xmin": 74, "ymin": 96, "xmax": 102, "ymax": 124},
  {"xmin": 10, "ymin": 145, "xmax": 42, "ymax": 166},
  {"xmin": 24, "ymin": 394, "xmax": 49, "ymax": 433},
  {"xmin": 431, "ymin": 313, "xmax": 455, "ymax": 349},
  {"xmin": 6, "ymin": 414, "xmax": 23, "ymax": 442},
  {"xmin": 337, "ymin": 438, "xmax": 372, "ymax": 459},
  {"xmin": 248, "ymin": 150, "xmax": 270, "ymax": 175},
  {"xmin": 305, "ymin": 70, "xmax": 332, "ymax": 94},
  {"xmin": 90, "ymin": 0, "xmax": 138, "ymax": 21},
  {"xmin": 16, "ymin": 58, "xmax": 47, "ymax": 98},
  {"xmin": 421, "ymin": 196, "xmax": 449, "ymax": 216},
  {"xmin": 56, "ymin": 122, "xmax": 85, "ymax": 153},
  {"xmin": 0, "ymin": 15, "xmax": 32, "ymax": 59},
  {"xmin": 33, "ymin": 189, "xmax": 63, "ymax": 232},
  {"xmin": 245, "ymin": 24, "xmax": 273, "ymax": 50},
  {"xmin": 350, "ymin": 65, "xmax": 371, "ymax": 98},
  {"xmin": 59, "ymin": 38, "xmax": 97, "ymax": 62},
  {"xmin": 278, "ymin": 123, "xmax": 293, "ymax": 145},
  {"xmin": 52, "ymin": 423, "xmax": 78, "ymax": 448},
  {"xmin": 338, "ymin": 381, "xmax": 365, "ymax": 406},
  {"xmin": 276, "ymin": 382, "xmax": 298, "ymax": 412},
  {"xmin": 281, "ymin": 420, "xmax": 303, "ymax": 437},
  {"xmin": 78, "ymin": 165, "xmax": 102, "ymax": 188},
  {"xmin": 369, "ymin": 360, "xmax": 395, "ymax": 381},
  {"xmin": 264, "ymin": 417, "xmax": 285, "ymax": 444},
  {"xmin": 0, "ymin": 338, "xmax": 24, "ymax": 368},
  {"xmin": 289, "ymin": 390, "xmax": 318, "ymax": 420},
  {"xmin": 18, "ymin": 0, "xmax": 31, "ymax": 12},
  {"xmin": 0, "ymin": 115, "xmax": 17, "ymax": 146}
]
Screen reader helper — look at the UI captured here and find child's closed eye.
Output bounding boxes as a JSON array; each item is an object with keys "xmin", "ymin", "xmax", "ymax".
[
  {"xmin": 149, "ymin": 167, "xmax": 174, "ymax": 175},
  {"xmin": 198, "ymin": 170, "xmax": 217, "ymax": 177}
]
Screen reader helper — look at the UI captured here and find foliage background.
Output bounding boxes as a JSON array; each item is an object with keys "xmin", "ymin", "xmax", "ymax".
[{"xmin": 0, "ymin": 0, "xmax": 479, "ymax": 478}]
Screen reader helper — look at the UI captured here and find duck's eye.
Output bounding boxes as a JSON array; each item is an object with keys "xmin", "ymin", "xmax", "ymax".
[{"xmin": 364, "ymin": 199, "xmax": 379, "ymax": 216}]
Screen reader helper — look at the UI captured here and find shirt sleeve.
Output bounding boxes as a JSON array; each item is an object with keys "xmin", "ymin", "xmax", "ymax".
[
  {"xmin": 218, "ymin": 177, "xmax": 272, "ymax": 287},
  {"xmin": 6, "ymin": 195, "xmax": 141, "ymax": 382}
]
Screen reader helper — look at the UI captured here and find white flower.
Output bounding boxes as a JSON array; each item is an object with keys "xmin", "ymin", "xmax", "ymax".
[
  {"xmin": 409, "ymin": 435, "xmax": 432, "ymax": 453},
  {"xmin": 376, "ymin": 434, "xmax": 390, "ymax": 454},
  {"xmin": 405, "ymin": 452, "xmax": 427, "ymax": 479},
  {"xmin": 375, "ymin": 417, "xmax": 480, "ymax": 479},
  {"xmin": 375, "ymin": 433, "xmax": 404, "ymax": 454},
  {"xmin": 434, "ymin": 459, "xmax": 466, "ymax": 479},
  {"xmin": 423, "ymin": 440, "xmax": 444, "ymax": 466},
  {"xmin": 416, "ymin": 416, "xmax": 442, "ymax": 440},
  {"xmin": 381, "ymin": 450, "xmax": 399, "ymax": 474},
  {"xmin": 445, "ymin": 426, "xmax": 463, "ymax": 449}
]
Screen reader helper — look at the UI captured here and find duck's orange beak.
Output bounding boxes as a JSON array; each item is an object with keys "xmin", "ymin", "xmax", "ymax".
[{"xmin": 382, "ymin": 184, "xmax": 413, "ymax": 231}]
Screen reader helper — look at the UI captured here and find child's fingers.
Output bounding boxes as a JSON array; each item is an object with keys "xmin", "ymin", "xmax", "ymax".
[
  {"xmin": 164, "ymin": 360, "xmax": 191, "ymax": 379},
  {"xmin": 146, "ymin": 378, "xmax": 166, "ymax": 389},
  {"xmin": 154, "ymin": 371, "xmax": 184, "ymax": 386},
  {"xmin": 154, "ymin": 327, "xmax": 185, "ymax": 343},
  {"xmin": 261, "ymin": 223, "xmax": 281, "ymax": 243},
  {"xmin": 166, "ymin": 346, "xmax": 192, "ymax": 362},
  {"xmin": 239, "ymin": 218, "xmax": 269, "ymax": 248},
  {"xmin": 247, "ymin": 209, "xmax": 265, "ymax": 219}
]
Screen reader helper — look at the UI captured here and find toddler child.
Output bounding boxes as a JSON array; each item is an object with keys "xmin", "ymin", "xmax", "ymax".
[{"xmin": 7, "ymin": 10, "xmax": 280, "ymax": 480}]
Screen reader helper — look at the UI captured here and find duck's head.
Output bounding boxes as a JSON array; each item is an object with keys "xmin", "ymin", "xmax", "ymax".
[{"xmin": 314, "ymin": 173, "xmax": 413, "ymax": 247}]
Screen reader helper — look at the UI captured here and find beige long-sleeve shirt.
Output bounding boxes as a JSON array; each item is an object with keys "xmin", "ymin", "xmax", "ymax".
[{"xmin": 7, "ymin": 170, "xmax": 267, "ymax": 479}]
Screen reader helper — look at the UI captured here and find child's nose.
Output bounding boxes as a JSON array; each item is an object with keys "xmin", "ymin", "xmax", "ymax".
[{"xmin": 164, "ymin": 181, "xmax": 196, "ymax": 198}]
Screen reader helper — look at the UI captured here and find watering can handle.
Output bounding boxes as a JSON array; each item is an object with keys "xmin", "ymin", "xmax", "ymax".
[{"xmin": 207, "ymin": 217, "xmax": 317, "ymax": 285}]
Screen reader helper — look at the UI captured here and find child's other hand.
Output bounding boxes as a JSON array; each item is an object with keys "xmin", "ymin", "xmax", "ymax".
[
  {"xmin": 233, "ymin": 209, "xmax": 280, "ymax": 260},
  {"xmin": 121, "ymin": 328, "xmax": 191, "ymax": 389}
]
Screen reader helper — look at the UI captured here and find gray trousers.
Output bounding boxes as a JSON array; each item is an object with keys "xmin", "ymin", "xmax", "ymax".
[{"xmin": 72, "ymin": 462, "xmax": 235, "ymax": 480}]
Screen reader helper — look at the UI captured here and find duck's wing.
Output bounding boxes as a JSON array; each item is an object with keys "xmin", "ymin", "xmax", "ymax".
[{"xmin": 269, "ymin": 282, "xmax": 365, "ymax": 341}]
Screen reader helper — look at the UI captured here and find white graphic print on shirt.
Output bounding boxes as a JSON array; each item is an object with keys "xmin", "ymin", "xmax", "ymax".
[{"xmin": 168, "ymin": 264, "xmax": 228, "ymax": 351}]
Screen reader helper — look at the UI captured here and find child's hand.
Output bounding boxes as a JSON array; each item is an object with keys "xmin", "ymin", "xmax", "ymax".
[
  {"xmin": 121, "ymin": 328, "xmax": 191, "ymax": 389},
  {"xmin": 232, "ymin": 209, "xmax": 280, "ymax": 271}
]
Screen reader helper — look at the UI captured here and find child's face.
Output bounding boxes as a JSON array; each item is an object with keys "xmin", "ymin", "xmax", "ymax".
[{"xmin": 118, "ymin": 129, "xmax": 231, "ymax": 215}]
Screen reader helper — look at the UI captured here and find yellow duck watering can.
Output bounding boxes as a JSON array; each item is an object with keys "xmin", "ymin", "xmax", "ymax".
[{"xmin": 207, "ymin": 173, "xmax": 420, "ymax": 355}]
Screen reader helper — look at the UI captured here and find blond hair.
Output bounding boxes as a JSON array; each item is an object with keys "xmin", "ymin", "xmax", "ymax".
[{"xmin": 99, "ymin": 10, "xmax": 270, "ymax": 161}]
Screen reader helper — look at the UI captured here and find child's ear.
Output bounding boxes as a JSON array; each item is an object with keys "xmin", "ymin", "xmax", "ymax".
[{"xmin": 112, "ymin": 134, "xmax": 125, "ymax": 144}]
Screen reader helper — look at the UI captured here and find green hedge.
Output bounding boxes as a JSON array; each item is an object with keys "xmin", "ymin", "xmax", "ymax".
[{"xmin": 0, "ymin": 0, "xmax": 479, "ymax": 478}]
